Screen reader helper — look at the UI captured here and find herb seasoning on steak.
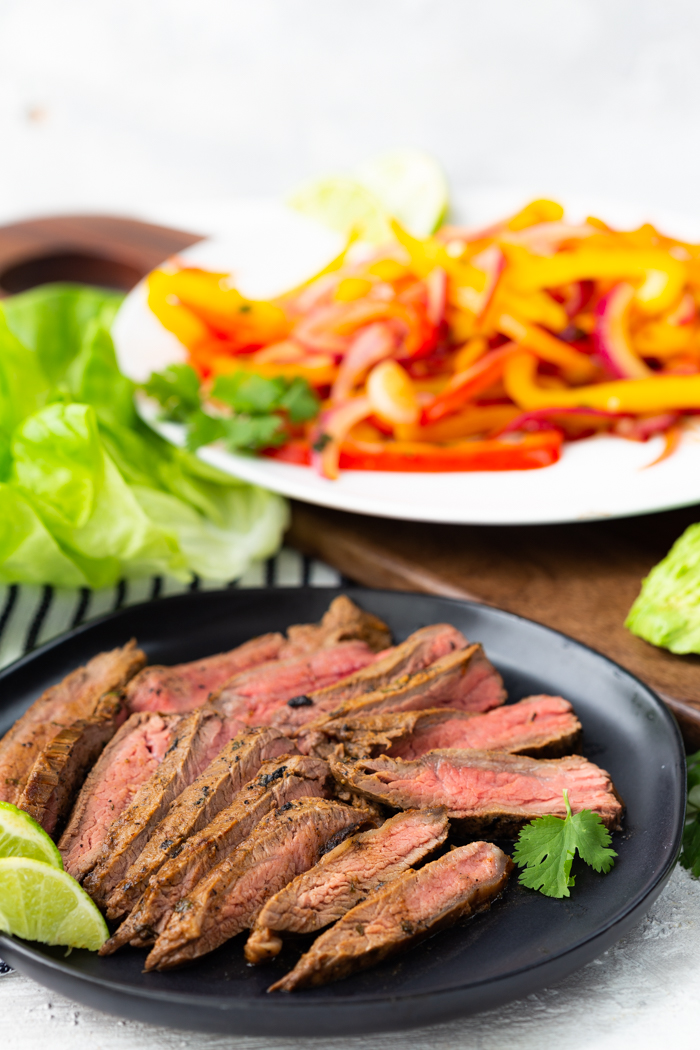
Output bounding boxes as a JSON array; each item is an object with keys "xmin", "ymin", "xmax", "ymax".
[{"xmin": 270, "ymin": 840, "xmax": 512, "ymax": 991}]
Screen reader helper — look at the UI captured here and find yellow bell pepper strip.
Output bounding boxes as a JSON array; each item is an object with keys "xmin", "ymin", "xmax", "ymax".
[
  {"xmin": 367, "ymin": 360, "xmax": 420, "ymax": 426},
  {"xmin": 594, "ymin": 283, "xmax": 651, "ymax": 379},
  {"xmin": 422, "ymin": 344, "xmax": 517, "ymax": 424},
  {"xmin": 391, "ymin": 220, "xmax": 485, "ymax": 289},
  {"xmin": 163, "ymin": 269, "xmax": 290, "ymax": 348},
  {"xmin": 310, "ymin": 397, "xmax": 372, "ymax": 479},
  {"xmin": 504, "ymin": 351, "xmax": 700, "ymax": 413},
  {"xmin": 331, "ymin": 322, "xmax": 398, "ymax": 401},
  {"xmin": 504, "ymin": 245, "xmax": 687, "ymax": 315},
  {"xmin": 634, "ymin": 322, "xmax": 696, "ymax": 357},
  {"xmin": 506, "ymin": 199, "xmax": 564, "ymax": 231},
  {"xmin": 395, "ymin": 403, "xmax": 521, "ymax": 442},
  {"xmin": 336, "ymin": 430, "xmax": 563, "ymax": 472},
  {"xmin": 147, "ymin": 271, "xmax": 214, "ymax": 349},
  {"xmin": 453, "ymin": 336, "xmax": 489, "ymax": 372},
  {"xmin": 493, "ymin": 287, "xmax": 569, "ymax": 333},
  {"xmin": 497, "ymin": 314, "xmax": 598, "ymax": 381}
]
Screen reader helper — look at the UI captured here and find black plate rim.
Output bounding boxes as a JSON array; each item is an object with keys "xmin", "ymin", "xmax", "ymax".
[{"xmin": 0, "ymin": 587, "xmax": 686, "ymax": 1025}]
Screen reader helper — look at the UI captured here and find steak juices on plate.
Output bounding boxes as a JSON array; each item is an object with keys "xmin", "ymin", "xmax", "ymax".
[{"xmin": 0, "ymin": 595, "xmax": 623, "ymax": 989}]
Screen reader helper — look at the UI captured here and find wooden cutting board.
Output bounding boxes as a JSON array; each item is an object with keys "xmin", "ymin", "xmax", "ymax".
[{"xmin": 2, "ymin": 214, "xmax": 699, "ymax": 747}]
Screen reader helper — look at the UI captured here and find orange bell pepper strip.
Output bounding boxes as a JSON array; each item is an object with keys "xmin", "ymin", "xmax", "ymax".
[
  {"xmin": 504, "ymin": 245, "xmax": 687, "ymax": 315},
  {"xmin": 504, "ymin": 351, "xmax": 700, "ymax": 413},
  {"xmin": 497, "ymin": 314, "xmax": 597, "ymax": 381},
  {"xmin": 395, "ymin": 404, "xmax": 521, "ymax": 442},
  {"xmin": 336, "ymin": 431, "xmax": 563, "ymax": 472},
  {"xmin": 422, "ymin": 345, "xmax": 517, "ymax": 423},
  {"xmin": 163, "ymin": 269, "xmax": 290, "ymax": 347}
]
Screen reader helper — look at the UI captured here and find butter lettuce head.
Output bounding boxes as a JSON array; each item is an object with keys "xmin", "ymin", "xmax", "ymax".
[
  {"xmin": 626, "ymin": 523, "xmax": 700, "ymax": 654},
  {"xmin": 0, "ymin": 283, "xmax": 288, "ymax": 587}
]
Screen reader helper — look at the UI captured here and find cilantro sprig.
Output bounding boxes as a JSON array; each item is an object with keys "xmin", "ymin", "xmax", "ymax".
[
  {"xmin": 680, "ymin": 749, "xmax": 700, "ymax": 876},
  {"xmin": 513, "ymin": 789, "xmax": 617, "ymax": 898},
  {"xmin": 142, "ymin": 364, "xmax": 319, "ymax": 454}
]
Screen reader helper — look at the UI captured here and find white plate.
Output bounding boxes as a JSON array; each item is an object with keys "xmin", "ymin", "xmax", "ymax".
[{"xmin": 113, "ymin": 192, "xmax": 700, "ymax": 525}]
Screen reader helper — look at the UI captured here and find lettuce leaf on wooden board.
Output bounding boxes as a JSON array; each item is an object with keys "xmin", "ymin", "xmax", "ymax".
[
  {"xmin": 626, "ymin": 524, "xmax": 700, "ymax": 654},
  {"xmin": 0, "ymin": 283, "xmax": 288, "ymax": 587}
]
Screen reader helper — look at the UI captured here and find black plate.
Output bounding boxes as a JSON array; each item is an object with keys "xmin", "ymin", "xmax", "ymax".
[{"xmin": 0, "ymin": 588, "xmax": 685, "ymax": 1036}]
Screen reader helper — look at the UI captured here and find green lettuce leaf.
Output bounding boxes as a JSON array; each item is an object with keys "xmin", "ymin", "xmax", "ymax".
[
  {"xmin": 626, "ymin": 523, "xmax": 700, "ymax": 653},
  {"xmin": 0, "ymin": 284, "xmax": 288, "ymax": 586}
]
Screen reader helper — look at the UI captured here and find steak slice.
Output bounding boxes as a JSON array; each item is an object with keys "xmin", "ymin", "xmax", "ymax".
[
  {"xmin": 124, "ymin": 634, "xmax": 285, "ymax": 714},
  {"xmin": 0, "ymin": 640, "xmax": 145, "ymax": 805},
  {"xmin": 101, "ymin": 754, "xmax": 331, "ymax": 953},
  {"xmin": 245, "ymin": 807, "xmax": 449, "ymax": 964},
  {"xmin": 104, "ymin": 726, "xmax": 291, "ymax": 920},
  {"xmin": 270, "ymin": 840, "xmax": 512, "ymax": 991},
  {"xmin": 145, "ymin": 798, "xmax": 373, "ymax": 971},
  {"xmin": 320, "ymin": 696, "xmax": 581, "ymax": 761},
  {"xmin": 211, "ymin": 642, "xmax": 378, "ymax": 728},
  {"xmin": 83, "ymin": 703, "xmax": 242, "ymax": 907},
  {"xmin": 330, "ymin": 749, "xmax": 623, "ymax": 836},
  {"xmin": 282, "ymin": 596, "xmax": 391, "ymax": 656},
  {"xmin": 274, "ymin": 623, "xmax": 467, "ymax": 734},
  {"xmin": 17, "ymin": 693, "xmax": 124, "ymax": 836},
  {"xmin": 59, "ymin": 711, "xmax": 181, "ymax": 881}
]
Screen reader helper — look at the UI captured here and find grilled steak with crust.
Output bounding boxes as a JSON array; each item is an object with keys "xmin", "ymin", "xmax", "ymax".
[
  {"xmin": 104, "ymin": 726, "xmax": 291, "ymax": 920},
  {"xmin": 145, "ymin": 798, "xmax": 373, "ymax": 971},
  {"xmin": 83, "ymin": 703, "xmax": 242, "ymax": 907},
  {"xmin": 282, "ymin": 596, "xmax": 391, "ymax": 656},
  {"xmin": 0, "ymin": 640, "xmax": 145, "ymax": 805},
  {"xmin": 274, "ymin": 623, "xmax": 467, "ymax": 734},
  {"xmin": 330, "ymin": 749, "xmax": 623, "ymax": 835},
  {"xmin": 17, "ymin": 692, "xmax": 124, "ymax": 836},
  {"xmin": 318, "ymin": 696, "xmax": 581, "ymax": 761},
  {"xmin": 59, "ymin": 711, "xmax": 181, "ymax": 880},
  {"xmin": 270, "ymin": 840, "xmax": 512, "ymax": 991},
  {"xmin": 102, "ymin": 754, "xmax": 330, "ymax": 953},
  {"xmin": 245, "ymin": 807, "xmax": 449, "ymax": 964}
]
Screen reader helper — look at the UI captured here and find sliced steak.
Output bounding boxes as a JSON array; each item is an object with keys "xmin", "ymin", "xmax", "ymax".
[
  {"xmin": 17, "ymin": 693, "xmax": 124, "ymax": 836},
  {"xmin": 124, "ymin": 633, "xmax": 285, "ymax": 713},
  {"xmin": 281, "ymin": 596, "xmax": 391, "ymax": 656},
  {"xmin": 330, "ymin": 749, "xmax": 623, "ymax": 836},
  {"xmin": 211, "ymin": 642, "xmax": 378, "ymax": 728},
  {"xmin": 105, "ymin": 726, "xmax": 291, "ymax": 920},
  {"xmin": 0, "ymin": 640, "xmax": 145, "ymax": 805},
  {"xmin": 83, "ymin": 703, "xmax": 242, "ymax": 907},
  {"xmin": 245, "ymin": 807, "xmax": 449, "ymax": 964},
  {"xmin": 102, "ymin": 754, "xmax": 330, "ymax": 953},
  {"xmin": 270, "ymin": 840, "xmax": 512, "ymax": 991},
  {"xmin": 274, "ymin": 623, "xmax": 467, "ymax": 734},
  {"xmin": 145, "ymin": 798, "xmax": 372, "ymax": 971},
  {"xmin": 321, "ymin": 696, "xmax": 581, "ymax": 761},
  {"xmin": 59, "ymin": 711, "xmax": 181, "ymax": 881}
]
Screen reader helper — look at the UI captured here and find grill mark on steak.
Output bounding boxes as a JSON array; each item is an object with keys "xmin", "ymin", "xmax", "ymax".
[
  {"xmin": 318, "ymin": 696, "xmax": 582, "ymax": 761},
  {"xmin": 17, "ymin": 692, "xmax": 124, "ymax": 836},
  {"xmin": 101, "ymin": 754, "xmax": 331, "ymax": 953},
  {"xmin": 104, "ymin": 727, "xmax": 291, "ymax": 921},
  {"xmin": 281, "ymin": 596, "xmax": 391, "ymax": 656},
  {"xmin": 270, "ymin": 840, "xmax": 512, "ymax": 991},
  {"xmin": 210, "ymin": 642, "xmax": 378, "ymax": 729},
  {"xmin": 59, "ymin": 711, "xmax": 181, "ymax": 881},
  {"xmin": 124, "ymin": 633, "xmax": 285, "ymax": 714},
  {"xmin": 144, "ymin": 797, "xmax": 373, "ymax": 971},
  {"xmin": 83, "ymin": 704, "xmax": 239, "ymax": 907},
  {"xmin": 330, "ymin": 749, "xmax": 623, "ymax": 836},
  {"xmin": 274, "ymin": 623, "xmax": 467, "ymax": 735},
  {"xmin": 0, "ymin": 640, "xmax": 145, "ymax": 805},
  {"xmin": 245, "ymin": 807, "xmax": 449, "ymax": 964}
]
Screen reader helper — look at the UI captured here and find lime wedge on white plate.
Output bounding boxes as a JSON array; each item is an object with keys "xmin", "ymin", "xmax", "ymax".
[
  {"xmin": 288, "ymin": 176, "xmax": 391, "ymax": 244},
  {"xmin": 0, "ymin": 856, "xmax": 108, "ymax": 950},
  {"xmin": 356, "ymin": 150, "xmax": 449, "ymax": 237},
  {"xmin": 0, "ymin": 801, "xmax": 63, "ymax": 868}
]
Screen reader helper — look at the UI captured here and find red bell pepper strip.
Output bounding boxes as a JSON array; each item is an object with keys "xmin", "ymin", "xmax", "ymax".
[
  {"xmin": 337, "ymin": 431, "xmax": 563, "ymax": 472},
  {"xmin": 422, "ymin": 344, "xmax": 516, "ymax": 424}
]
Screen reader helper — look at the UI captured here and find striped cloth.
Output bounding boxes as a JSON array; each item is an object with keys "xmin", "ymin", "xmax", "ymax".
[
  {"xmin": 0, "ymin": 546, "xmax": 341, "ymax": 973},
  {"xmin": 0, "ymin": 548, "xmax": 342, "ymax": 673}
]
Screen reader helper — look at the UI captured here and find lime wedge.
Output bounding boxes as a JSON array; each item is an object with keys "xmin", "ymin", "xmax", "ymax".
[
  {"xmin": 288, "ymin": 177, "xmax": 392, "ymax": 244},
  {"xmin": 356, "ymin": 150, "xmax": 449, "ymax": 237},
  {"xmin": 0, "ymin": 801, "xmax": 63, "ymax": 869},
  {"xmin": 0, "ymin": 857, "xmax": 108, "ymax": 950}
]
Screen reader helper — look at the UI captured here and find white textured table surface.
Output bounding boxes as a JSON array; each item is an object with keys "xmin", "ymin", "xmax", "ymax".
[{"xmin": 1, "ymin": 865, "xmax": 698, "ymax": 1050}]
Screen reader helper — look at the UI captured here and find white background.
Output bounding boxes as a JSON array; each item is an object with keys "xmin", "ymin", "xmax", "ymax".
[{"xmin": 2, "ymin": 2, "xmax": 700, "ymax": 1047}]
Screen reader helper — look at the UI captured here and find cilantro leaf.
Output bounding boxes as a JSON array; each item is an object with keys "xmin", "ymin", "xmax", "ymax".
[
  {"xmin": 222, "ymin": 414, "xmax": 286, "ymax": 452},
  {"xmin": 212, "ymin": 373, "xmax": 286, "ymax": 414},
  {"xmin": 679, "ymin": 748, "xmax": 700, "ymax": 876},
  {"xmin": 513, "ymin": 790, "xmax": 617, "ymax": 898},
  {"xmin": 279, "ymin": 377, "xmax": 320, "ymax": 423},
  {"xmin": 143, "ymin": 364, "xmax": 201, "ymax": 423},
  {"xmin": 185, "ymin": 410, "xmax": 228, "ymax": 452}
]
